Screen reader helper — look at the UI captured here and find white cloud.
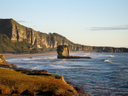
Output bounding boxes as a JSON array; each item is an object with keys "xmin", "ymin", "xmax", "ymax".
[{"xmin": 90, "ymin": 25, "xmax": 128, "ymax": 31}]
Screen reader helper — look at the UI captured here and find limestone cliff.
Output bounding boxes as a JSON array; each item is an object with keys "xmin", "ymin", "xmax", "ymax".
[
  {"xmin": 0, "ymin": 19, "xmax": 72, "ymax": 49},
  {"xmin": 0, "ymin": 18, "xmax": 128, "ymax": 53}
]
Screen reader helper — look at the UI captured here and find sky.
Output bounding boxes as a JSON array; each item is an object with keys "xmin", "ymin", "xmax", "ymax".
[{"xmin": 0, "ymin": 0, "xmax": 128, "ymax": 48}]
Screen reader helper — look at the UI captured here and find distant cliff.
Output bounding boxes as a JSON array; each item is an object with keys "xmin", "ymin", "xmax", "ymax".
[{"xmin": 0, "ymin": 19, "xmax": 128, "ymax": 53}]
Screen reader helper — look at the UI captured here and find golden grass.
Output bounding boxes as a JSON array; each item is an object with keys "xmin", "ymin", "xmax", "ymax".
[{"xmin": 0, "ymin": 68, "xmax": 78, "ymax": 96}]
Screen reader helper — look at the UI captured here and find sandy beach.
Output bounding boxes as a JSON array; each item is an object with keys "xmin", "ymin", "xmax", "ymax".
[{"xmin": 1, "ymin": 52, "xmax": 57, "ymax": 58}]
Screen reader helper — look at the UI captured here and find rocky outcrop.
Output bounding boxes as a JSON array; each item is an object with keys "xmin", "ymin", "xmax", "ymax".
[
  {"xmin": 57, "ymin": 45, "xmax": 69, "ymax": 58},
  {"xmin": 74, "ymin": 87, "xmax": 93, "ymax": 96},
  {"xmin": 57, "ymin": 45, "xmax": 91, "ymax": 59},
  {"xmin": 0, "ymin": 55, "xmax": 18, "ymax": 68},
  {"xmin": 0, "ymin": 55, "xmax": 6, "ymax": 63}
]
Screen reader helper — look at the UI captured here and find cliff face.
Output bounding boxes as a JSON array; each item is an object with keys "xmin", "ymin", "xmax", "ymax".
[
  {"xmin": 0, "ymin": 19, "xmax": 128, "ymax": 53},
  {"xmin": 0, "ymin": 19, "xmax": 71, "ymax": 49}
]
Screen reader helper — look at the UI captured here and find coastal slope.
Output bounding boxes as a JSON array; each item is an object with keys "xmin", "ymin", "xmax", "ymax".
[
  {"xmin": 0, "ymin": 68, "xmax": 79, "ymax": 96},
  {"xmin": 0, "ymin": 18, "xmax": 128, "ymax": 53},
  {"xmin": 0, "ymin": 55, "xmax": 93, "ymax": 96},
  {"xmin": 0, "ymin": 55, "xmax": 79, "ymax": 96}
]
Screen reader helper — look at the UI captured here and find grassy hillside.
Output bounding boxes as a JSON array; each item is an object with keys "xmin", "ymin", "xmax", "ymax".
[
  {"xmin": 0, "ymin": 33, "xmax": 32, "ymax": 53},
  {"xmin": 0, "ymin": 68, "xmax": 78, "ymax": 96}
]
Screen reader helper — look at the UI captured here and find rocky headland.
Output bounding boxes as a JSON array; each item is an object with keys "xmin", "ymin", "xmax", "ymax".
[
  {"xmin": 0, "ymin": 18, "xmax": 128, "ymax": 54},
  {"xmin": 0, "ymin": 55, "xmax": 93, "ymax": 96}
]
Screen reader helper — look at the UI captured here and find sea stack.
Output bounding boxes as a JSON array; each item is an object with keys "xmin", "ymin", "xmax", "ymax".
[
  {"xmin": 57, "ymin": 45, "xmax": 69, "ymax": 58},
  {"xmin": 57, "ymin": 45, "xmax": 91, "ymax": 59}
]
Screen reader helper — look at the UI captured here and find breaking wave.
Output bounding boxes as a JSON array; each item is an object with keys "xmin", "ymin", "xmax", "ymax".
[
  {"xmin": 31, "ymin": 65, "xmax": 74, "ymax": 70},
  {"xmin": 104, "ymin": 59, "xmax": 113, "ymax": 63}
]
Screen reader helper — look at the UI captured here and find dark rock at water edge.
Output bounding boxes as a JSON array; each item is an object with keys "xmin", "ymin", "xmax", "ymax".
[
  {"xmin": 58, "ymin": 56, "xmax": 91, "ymax": 59},
  {"xmin": 67, "ymin": 81, "xmax": 93, "ymax": 96},
  {"xmin": 14, "ymin": 68, "xmax": 49, "ymax": 75}
]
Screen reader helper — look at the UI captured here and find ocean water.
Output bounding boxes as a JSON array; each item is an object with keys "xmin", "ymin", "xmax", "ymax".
[{"xmin": 6, "ymin": 53, "xmax": 128, "ymax": 96}]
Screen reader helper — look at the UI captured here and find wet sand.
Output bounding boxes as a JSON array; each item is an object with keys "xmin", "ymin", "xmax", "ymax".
[{"xmin": 2, "ymin": 51, "xmax": 85, "ymax": 58}]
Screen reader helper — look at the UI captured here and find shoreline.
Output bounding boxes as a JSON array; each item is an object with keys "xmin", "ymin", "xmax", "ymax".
[{"xmin": 1, "ymin": 51, "xmax": 85, "ymax": 58}]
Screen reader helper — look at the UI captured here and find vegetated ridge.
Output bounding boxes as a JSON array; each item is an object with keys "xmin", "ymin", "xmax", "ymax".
[{"xmin": 0, "ymin": 18, "xmax": 128, "ymax": 53}]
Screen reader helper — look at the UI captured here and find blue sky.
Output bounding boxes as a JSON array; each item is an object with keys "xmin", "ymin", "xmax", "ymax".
[{"xmin": 0, "ymin": 0, "xmax": 128, "ymax": 48}]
